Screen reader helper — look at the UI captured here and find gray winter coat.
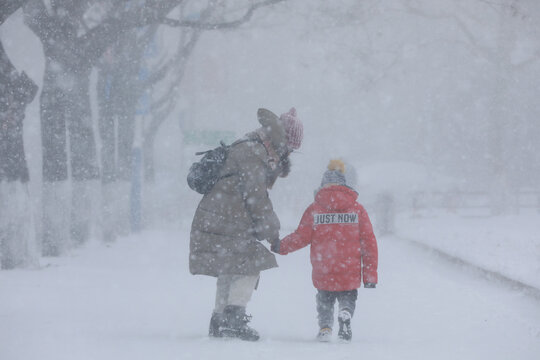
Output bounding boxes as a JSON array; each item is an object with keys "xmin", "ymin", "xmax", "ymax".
[{"xmin": 189, "ymin": 109, "xmax": 289, "ymax": 277}]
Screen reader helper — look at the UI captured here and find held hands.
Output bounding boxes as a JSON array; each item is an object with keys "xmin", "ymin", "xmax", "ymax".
[
  {"xmin": 270, "ymin": 239, "xmax": 281, "ymax": 254},
  {"xmin": 364, "ymin": 283, "xmax": 376, "ymax": 289}
]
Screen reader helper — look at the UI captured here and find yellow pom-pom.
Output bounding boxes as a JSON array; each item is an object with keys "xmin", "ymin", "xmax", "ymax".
[{"xmin": 327, "ymin": 159, "xmax": 345, "ymax": 174}]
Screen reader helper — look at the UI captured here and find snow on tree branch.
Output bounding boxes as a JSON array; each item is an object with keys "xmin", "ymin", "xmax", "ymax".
[{"xmin": 161, "ymin": 0, "xmax": 287, "ymax": 30}]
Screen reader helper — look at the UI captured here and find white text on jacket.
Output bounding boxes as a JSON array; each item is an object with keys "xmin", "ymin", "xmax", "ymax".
[{"xmin": 313, "ymin": 213, "xmax": 358, "ymax": 225}]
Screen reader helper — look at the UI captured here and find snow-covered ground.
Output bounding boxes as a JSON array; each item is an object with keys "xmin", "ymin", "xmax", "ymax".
[
  {"xmin": 2, "ymin": 211, "xmax": 540, "ymax": 360},
  {"xmin": 396, "ymin": 209, "xmax": 540, "ymax": 290}
]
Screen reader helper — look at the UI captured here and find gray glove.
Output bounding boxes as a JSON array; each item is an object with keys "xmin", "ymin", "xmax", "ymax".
[
  {"xmin": 364, "ymin": 283, "xmax": 376, "ymax": 288},
  {"xmin": 270, "ymin": 240, "xmax": 280, "ymax": 254}
]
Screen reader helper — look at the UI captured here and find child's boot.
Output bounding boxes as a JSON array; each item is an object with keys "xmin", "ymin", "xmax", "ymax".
[
  {"xmin": 337, "ymin": 309, "xmax": 352, "ymax": 342},
  {"xmin": 316, "ymin": 327, "xmax": 332, "ymax": 342},
  {"xmin": 220, "ymin": 305, "xmax": 260, "ymax": 341}
]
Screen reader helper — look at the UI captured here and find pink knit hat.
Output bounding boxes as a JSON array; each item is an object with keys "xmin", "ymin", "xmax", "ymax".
[{"xmin": 280, "ymin": 107, "xmax": 303, "ymax": 150}]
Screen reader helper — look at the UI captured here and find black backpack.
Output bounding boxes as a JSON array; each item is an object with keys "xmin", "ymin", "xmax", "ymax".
[{"xmin": 187, "ymin": 139, "xmax": 255, "ymax": 194}]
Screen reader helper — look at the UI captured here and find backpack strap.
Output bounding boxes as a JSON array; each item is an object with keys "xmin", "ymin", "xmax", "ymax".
[
  {"xmin": 216, "ymin": 138, "xmax": 261, "ymax": 181},
  {"xmin": 195, "ymin": 141, "xmax": 229, "ymax": 156},
  {"xmin": 230, "ymin": 138, "xmax": 261, "ymax": 148}
]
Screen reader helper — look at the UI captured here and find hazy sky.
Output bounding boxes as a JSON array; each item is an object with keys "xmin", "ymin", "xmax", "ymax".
[{"xmin": 1, "ymin": 0, "xmax": 539, "ymax": 207}]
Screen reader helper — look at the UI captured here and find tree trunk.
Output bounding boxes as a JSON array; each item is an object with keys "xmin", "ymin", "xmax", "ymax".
[
  {"xmin": 40, "ymin": 59, "xmax": 100, "ymax": 254},
  {"xmin": 101, "ymin": 180, "xmax": 131, "ymax": 242},
  {"xmin": 488, "ymin": 2, "xmax": 516, "ymax": 215},
  {"xmin": 41, "ymin": 180, "xmax": 70, "ymax": 256},
  {"xmin": 96, "ymin": 33, "xmax": 144, "ymax": 241},
  {"xmin": 143, "ymin": 134, "xmax": 156, "ymax": 184},
  {"xmin": 0, "ymin": 182, "xmax": 39, "ymax": 269},
  {"xmin": 0, "ymin": 41, "xmax": 39, "ymax": 269}
]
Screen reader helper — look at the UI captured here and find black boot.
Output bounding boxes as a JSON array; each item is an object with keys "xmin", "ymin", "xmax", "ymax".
[
  {"xmin": 221, "ymin": 305, "xmax": 260, "ymax": 341},
  {"xmin": 209, "ymin": 312, "xmax": 224, "ymax": 337},
  {"xmin": 337, "ymin": 310, "xmax": 352, "ymax": 342}
]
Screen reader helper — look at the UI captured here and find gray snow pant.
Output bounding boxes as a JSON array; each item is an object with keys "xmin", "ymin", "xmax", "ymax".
[
  {"xmin": 316, "ymin": 289, "xmax": 358, "ymax": 329},
  {"xmin": 214, "ymin": 274, "xmax": 260, "ymax": 313}
]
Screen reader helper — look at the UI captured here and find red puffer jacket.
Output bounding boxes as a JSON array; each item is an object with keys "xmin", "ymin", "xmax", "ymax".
[{"xmin": 280, "ymin": 185, "xmax": 378, "ymax": 291}]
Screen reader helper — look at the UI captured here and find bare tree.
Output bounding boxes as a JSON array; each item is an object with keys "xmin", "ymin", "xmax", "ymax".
[
  {"xmin": 15, "ymin": 0, "xmax": 287, "ymax": 253},
  {"xmin": 93, "ymin": 0, "xmax": 287, "ymax": 236},
  {"xmin": 142, "ymin": 0, "xmax": 287, "ymax": 181},
  {"xmin": 96, "ymin": 26, "xmax": 159, "ymax": 240},
  {"xmin": 0, "ymin": 0, "xmax": 39, "ymax": 268},
  {"xmin": 22, "ymin": 0, "xmax": 185, "ymax": 255},
  {"xmin": 400, "ymin": 0, "xmax": 539, "ymax": 213}
]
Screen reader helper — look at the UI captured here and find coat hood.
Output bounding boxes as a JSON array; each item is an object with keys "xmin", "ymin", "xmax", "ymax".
[{"xmin": 315, "ymin": 185, "xmax": 358, "ymax": 211}]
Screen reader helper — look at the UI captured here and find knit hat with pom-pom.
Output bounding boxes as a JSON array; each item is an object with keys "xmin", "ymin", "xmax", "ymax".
[
  {"xmin": 320, "ymin": 159, "xmax": 347, "ymax": 187},
  {"xmin": 280, "ymin": 107, "xmax": 303, "ymax": 150}
]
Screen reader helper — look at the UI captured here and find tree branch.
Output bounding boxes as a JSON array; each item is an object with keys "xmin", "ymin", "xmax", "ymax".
[
  {"xmin": 79, "ymin": 0, "xmax": 185, "ymax": 67},
  {"xmin": 0, "ymin": 0, "xmax": 30, "ymax": 25},
  {"xmin": 161, "ymin": 0, "xmax": 286, "ymax": 30}
]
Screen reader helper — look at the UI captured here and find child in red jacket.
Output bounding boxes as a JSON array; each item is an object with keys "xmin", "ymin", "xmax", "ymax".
[{"xmin": 273, "ymin": 159, "xmax": 378, "ymax": 342}]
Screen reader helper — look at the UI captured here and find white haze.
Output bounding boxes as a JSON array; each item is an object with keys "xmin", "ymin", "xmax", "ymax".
[
  {"xmin": 1, "ymin": 0, "xmax": 540, "ymax": 359},
  {"xmin": 2, "ymin": 0, "xmax": 540, "ymax": 212}
]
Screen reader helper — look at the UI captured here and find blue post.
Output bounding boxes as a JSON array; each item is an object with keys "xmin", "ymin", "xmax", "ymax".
[
  {"xmin": 129, "ymin": 32, "xmax": 158, "ymax": 232},
  {"xmin": 130, "ymin": 147, "xmax": 142, "ymax": 232}
]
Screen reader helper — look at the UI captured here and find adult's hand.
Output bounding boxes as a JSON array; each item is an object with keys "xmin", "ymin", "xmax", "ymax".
[{"xmin": 270, "ymin": 240, "xmax": 280, "ymax": 254}]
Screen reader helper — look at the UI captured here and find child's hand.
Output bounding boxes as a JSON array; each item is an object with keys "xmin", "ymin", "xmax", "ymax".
[{"xmin": 270, "ymin": 240, "xmax": 280, "ymax": 254}]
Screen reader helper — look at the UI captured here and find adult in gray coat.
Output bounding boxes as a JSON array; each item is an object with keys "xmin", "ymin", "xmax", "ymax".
[{"xmin": 190, "ymin": 107, "xmax": 303, "ymax": 341}]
